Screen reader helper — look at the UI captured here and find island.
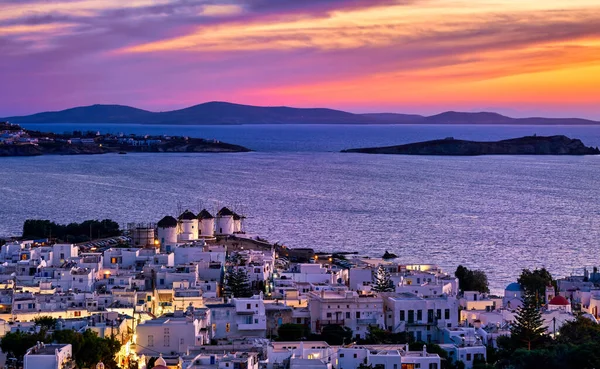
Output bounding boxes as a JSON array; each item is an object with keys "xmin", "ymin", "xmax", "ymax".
[
  {"xmin": 341, "ymin": 135, "xmax": 600, "ymax": 156},
  {"xmin": 0, "ymin": 122, "xmax": 251, "ymax": 156}
]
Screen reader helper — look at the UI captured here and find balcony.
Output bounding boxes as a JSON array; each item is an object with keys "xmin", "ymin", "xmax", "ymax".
[{"xmin": 237, "ymin": 321, "xmax": 267, "ymax": 331}]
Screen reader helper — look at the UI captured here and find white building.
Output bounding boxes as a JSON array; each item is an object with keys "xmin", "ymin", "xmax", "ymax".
[
  {"xmin": 383, "ymin": 293, "xmax": 460, "ymax": 343},
  {"xmin": 337, "ymin": 345, "xmax": 441, "ymax": 369},
  {"xmin": 136, "ymin": 314, "xmax": 208, "ymax": 355},
  {"xmin": 23, "ymin": 343, "xmax": 73, "ymax": 369},
  {"xmin": 52, "ymin": 243, "xmax": 78, "ymax": 266},
  {"xmin": 207, "ymin": 295, "xmax": 267, "ymax": 339},
  {"xmin": 308, "ymin": 290, "xmax": 384, "ymax": 339},
  {"xmin": 265, "ymin": 341, "xmax": 333, "ymax": 369}
]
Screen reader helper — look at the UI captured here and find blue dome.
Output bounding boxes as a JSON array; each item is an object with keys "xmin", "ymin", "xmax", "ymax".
[{"xmin": 505, "ymin": 282, "xmax": 522, "ymax": 292}]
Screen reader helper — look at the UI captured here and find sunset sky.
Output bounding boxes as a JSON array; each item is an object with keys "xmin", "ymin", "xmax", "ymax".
[{"xmin": 2, "ymin": 0, "xmax": 600, "ymax": 118}]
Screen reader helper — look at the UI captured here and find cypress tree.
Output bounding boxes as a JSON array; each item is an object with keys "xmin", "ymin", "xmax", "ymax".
[
  {"xmin": 372, "ymin": 265, "xmax": 395, "ymax": 292},
  {"xmin": 511, "ymin": 292, "xmax": 547, "ymax": 350},
  {"xmin": 225, "ymin": 268, "xmax": 252, "ymax": 298}
]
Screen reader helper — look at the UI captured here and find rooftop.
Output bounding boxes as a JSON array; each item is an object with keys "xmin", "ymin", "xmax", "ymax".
[{"xmin": 26, "ymin": 343, "xmax": 70, "ymax": 356}]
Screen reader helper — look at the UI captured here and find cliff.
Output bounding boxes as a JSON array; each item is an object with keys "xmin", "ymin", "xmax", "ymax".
[{"xmin": 342, "ymin": 136, "xmax": 600, "ymax": 156}]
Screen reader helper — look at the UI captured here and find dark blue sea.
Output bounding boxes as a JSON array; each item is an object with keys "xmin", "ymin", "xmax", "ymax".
[{"xmin": 3, "ymin": 123, "xmax": 600, "ymax": 292}]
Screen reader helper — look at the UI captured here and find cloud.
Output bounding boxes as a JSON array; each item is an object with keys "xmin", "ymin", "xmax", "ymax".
[{"xmin": 1, "ymin": 0, "xmax": 600, "ymax": 117}]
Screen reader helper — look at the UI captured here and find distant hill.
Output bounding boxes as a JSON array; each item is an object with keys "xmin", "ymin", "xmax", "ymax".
[{"xmin": 2, "ymin": 102, "xmax": 599, "ymax": 125}]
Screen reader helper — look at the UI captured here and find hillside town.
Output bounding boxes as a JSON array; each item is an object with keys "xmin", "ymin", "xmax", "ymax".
[{"xmin": 0, "ymin": 208, "xmax": 596, "ymax": 369}]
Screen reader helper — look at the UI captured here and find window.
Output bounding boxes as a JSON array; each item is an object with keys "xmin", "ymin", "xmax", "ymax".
[
  {"xmin": 148, "ymin": 335, "xmax": 154, "ymax": 347},
  {"xmin": 339, "ymin": 354, "xmax": 344, "ymax": 358},
  {"xmin": 436, "ymin": 309, "xmax": 441, "ymax": 319},
  {"xmin": 356, "ymin": 311, "xmax": 360, "ymax": 318},
  {"xmin": 346, "ymin": 312, "xmax": 350, "ymax": 319},
  {"xmin": 417, "ymin": 310, "xmax": 422, "ymax": 321},
  {"xmin": 111, "ymin": 257, "xmax": 117, "ymax": 264},
  {"xmin": 415, "ymin": 365, "xmax": 421, "ymax": 369},
  {"xmin": 445, "ymin": 309, "xmax": 450, "ymax": 320},
  {"xmin": 327, "ymin": 313, "xmax": 332, "ymax": 318},
  {"xmin": 429, "ymin": 364, "xmax": 438, "ymax": 369},
  {"xmin": 353, "ymin": 354, "xmax": 357, "ymax": 358},
  {"xmin": 428, "ymin": 309, "xmax": 434, "ymax": 323},
  {"xmin": 207, "ymin": 285, "xmax": 211, "ymax": 290},
  {"xmin": 164, "ymin": 328, "xmax": 170, "ymax": 334},
  {"xmin": 74, "ymin": 311, "xmax": 81, "ymax": 317},
  {"xmin": 180, "ymin": 338, "xmax": 184, "ymax": 345},
  {"xmin": 247, "ymin": 303, "xmax": 251, "ymax": 309},
  {"xmin": 466, "ymin": 354, "xmax": 472, "ymax": 361},
  {"xmin": 408, "ymin": 310, "xmax": 414, "ymax": 323},
  {"xmin": 226, "ymin": 323, "xmax": 230, "ymax": 332},
  {"xmin": 400, "ymin": 310, "xmax": 405, "ymax": 321},
  {"xmin": 164, "ymin": 335, "xmax": 170, "ymax": 346},
  {"xmin": 394, "ymin": 365, "xmax": 398, "ymax": 369}
]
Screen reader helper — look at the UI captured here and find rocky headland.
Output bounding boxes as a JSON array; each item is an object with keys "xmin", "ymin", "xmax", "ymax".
[{"xmin": 342, "ymin": 135, "xmax": 600, "ymax": 156}]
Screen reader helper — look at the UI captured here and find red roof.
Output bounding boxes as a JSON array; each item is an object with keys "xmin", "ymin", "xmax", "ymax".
[{"xmin": 549, "ymin": 296, "xmax": 569, "ymax": 306}]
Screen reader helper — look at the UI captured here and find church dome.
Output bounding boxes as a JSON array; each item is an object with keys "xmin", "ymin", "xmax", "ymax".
[
  {"xmin": 549, "ymin": 296, "xmax": 569, "ymax": 306},
  {"xmin": 505, "ymin": 282, "xmax": 521, "ymax": 292},
  {"xmin": 153, "ymin": 355, "xmax": 168, "ymax": 369}
]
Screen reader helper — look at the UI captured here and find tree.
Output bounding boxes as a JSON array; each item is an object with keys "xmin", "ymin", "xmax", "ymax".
[
  {"xmin": 33, "ymin": 316, "xmax": 57, "ymax": 333},
  {"xmin": 359, "ymin": 325, "xmax": 412, "ymax": 345},
  {"xmin": 455, "ymin": 265, "xmax": 489, "ymax": 293},
  {"xmin": 320, "ymin": 324, "xmax": 353, "ymax": 345},
  {"xmin": 225, "ymin": 268, "xmax": 252, "ymax": 298},
  {"xmin": 372, "ymin": 266, "xmax": 394, "ymax": 292},
  {"xmin": 0, "ymin": 331, "xmax": 43, "ymax": 361},
  {"xmin": 556, "ymin": 316, "xmax": 600, "ymax": 345},
  {"xmin": 518, "ymin": 268, "xmax": 553, "ymax": 307},
  {"xmin": 277, "ymin": 323, "xmax": 309, "ymax": 341},
  {"xmin": 511, "ymin": 292, "xmax": 547, "ymax": 350}
]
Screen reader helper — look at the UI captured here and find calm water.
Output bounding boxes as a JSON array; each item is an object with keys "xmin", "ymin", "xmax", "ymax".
[{"xmin": 3, "ymin": 124, "xmax": 600, "ymax": 292}]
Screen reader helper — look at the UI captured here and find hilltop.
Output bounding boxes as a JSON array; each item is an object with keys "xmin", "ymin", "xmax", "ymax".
[{"xmin": 2, "ymin": 102, "xmax": 599, "ymax": 125}]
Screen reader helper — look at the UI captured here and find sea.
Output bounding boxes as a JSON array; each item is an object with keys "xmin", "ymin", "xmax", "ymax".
[{"xmin": 3, "ymin": 123, "xmax": 600, "ymax": 293}]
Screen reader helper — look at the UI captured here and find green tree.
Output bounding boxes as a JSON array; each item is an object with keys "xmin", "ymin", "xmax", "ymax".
[
  {"xmin": 0, "ymin": 331, "xmax": 44, "ymax": 361},
  {"xmin": 51, "ymin": 329, "xmax": 120, "ymax": 369},
  {"xmin": 518, "ymin": 268, "xmax": 553, "ymax": 307},
  {"xmin": 225, "ymin": 268, "xmax": 252, "ymax": 298},
  {"xmin": 556, "ymin": 316, "xmax": 600, "ymax": 345},
  {"xmin": 277, "ymin": 323, "xmax": 309, "ymax": 341},
  {"xmin": 511, "ymin": 293, "xmax": 547, "ymax": 350},
  {"xmin": 455, "ymin": 265, "xmax": 490, "ymax": 293},
  {"xmin": 372, "ymin": 266, "xmax": 394, "ymax": 292},
  {"xmin": 359, "ymin": 325, "xmax": 412, "ymax": 344},
  {"xmin": 33, "ymin": 316, "xmax": 57, "ymax": 334},
  {"xmin": 320, "ymin": 324, "xmax": 353, "ymax": 345}
]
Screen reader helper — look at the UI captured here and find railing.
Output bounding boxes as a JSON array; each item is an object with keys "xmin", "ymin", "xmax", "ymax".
[{"xmin": 237, "ymin": 321, "xmax": 267, "ymax": 330}]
